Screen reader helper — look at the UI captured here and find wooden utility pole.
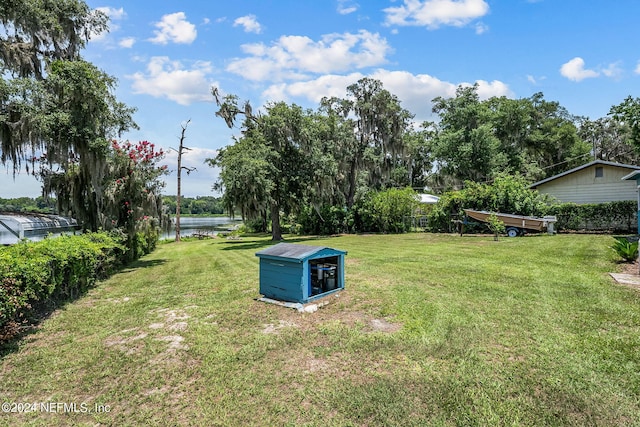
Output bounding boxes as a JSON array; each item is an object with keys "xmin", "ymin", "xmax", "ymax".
[{"xmin": 175, "ymin": 120, "xmax": 195, "ymax": 242}]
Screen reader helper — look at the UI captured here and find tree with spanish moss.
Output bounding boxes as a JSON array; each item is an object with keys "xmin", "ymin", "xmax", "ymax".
[
  {"xmin": 212, "ymin": 89, "xmax": 336, "ymax": 240},
  {"xmin": 320, "ymin": 77, "xmax": 413, "ymax": 208},
  {"xmin": 0, "ymin": 1, "xmax": 138, "ymax": 232}
]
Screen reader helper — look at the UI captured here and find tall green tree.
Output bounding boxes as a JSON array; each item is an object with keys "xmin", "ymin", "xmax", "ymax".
[
  {"xmin": 610, "ymin": 96, "xmax": 640, "ymax": 151},
  {"xmin": 487, "ymin": 93, "xmax": 589, "ymax": 181},
  {"xmin": 39, "ymin": 60, "xmax": 137, "ymax": 230},
  {"xmin": 0, "ymin": 2, "xmax": 138, "ymax": 232},
  {"xmin": 524, "ymin": 93, "xmax": 590, "ymax": 179},
  {"xmin": 0, "ymin": 0, "xmax": 109, "ymax": 173},
  {"xmin": 212, "ymin": 91, "xmax": 335, "ymax": 240},
  {"xmin": 430, "ymin": 88, "xmax": 589, "ymax": 186},
  {"xmin": 209, "ymin": 137, "xmax": 274, "ymax": 233},
  {"xmin": 392, "ymin": 124, "xmax": 434, "ymax": 189},
  {"xmin": 321, "ymin": 77, "xmax": 413, "ymax": 208},
  {"xmin": 430, "ymin": 84, "xmax": 505, "ymax": 185},
  {"xmin": 0, "ymin": 0, "xmax": 107, "ymax": 79},
  {"xmin": 578, "ymin": 116, "xmax": 639, "ymax": 164},
  {"xmin": 487, "ymin": 96, "xmax": 538, "ymax": 175}
]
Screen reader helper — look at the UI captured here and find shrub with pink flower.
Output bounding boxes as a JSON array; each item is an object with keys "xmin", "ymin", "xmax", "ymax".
[{"xmin": 104, "ymin": 140, "xmax": 168, "ymax": 259}]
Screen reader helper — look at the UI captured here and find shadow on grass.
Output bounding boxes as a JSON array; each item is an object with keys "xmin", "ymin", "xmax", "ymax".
[
  {"xmin": 117, "ymin": 258, "xmax": 167, "ymax": 273},
  {"xmin": 0, "ymin": 293, "xmax": 90, "ymax": 358},
  {"xmin": 220, "ymin": 236, "xmax": 328, "ymax": 251},
  {"xmin": 0, "ymin": 258, "xmax": 168, "ymax": 359},
  {"xmin": 459, "ymin": 232, "xmax": 550, "ymax": 239}
]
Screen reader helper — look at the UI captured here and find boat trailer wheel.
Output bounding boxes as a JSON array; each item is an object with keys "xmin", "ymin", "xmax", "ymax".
[{"xmin": 506, "ymin": 227, "xmax": 520, "ymax": 238}]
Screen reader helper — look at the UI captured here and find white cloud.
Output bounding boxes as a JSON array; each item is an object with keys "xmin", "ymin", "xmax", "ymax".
[
  {"xmin": 526, "ymin": 74, "xmax": 546, "ymax": 84},
  {"xmin": 227, "ymin": 30, "xmax": 392, "ymax": 81},
  {"xmin": 474, "ymin": 22, "xmax": 489, "ymax": 34},
  {"xmin": 636, "ymin": 61, "xmax": 640, "ymax": 75},
  {"xmin": 149, "ymin": 12, "xmax": 197, "ymax": 45},
  {"xmin": 162, "ymin": 146, "xmax": 221, "ymax": 196},
  {"xmin": 96, "ymin": 6, "xmax": 126, "ymax": 20},
  {"xmin": 164, "ymin": 146, "xmax": 219, "ymax": 171},
  {"xmin": 128, "ymin": 57, "xmax": 216, "ymax": 105},
  {"xmin": 262, "ymin": 69, "xmax": 511, "ymax": 122},
  {"xmin": 263, "ymin": 73, "xmax": 365, "ymax": 103},
  {"xmin": 472, "ymin": 79, "xmax": 512, "ymax": 99},
  {"xmin": 119, "ymin": 37, "xmax": 135, "ymax": 48},
  {"xmin": 560, "ymin": 57, "xmax": 599, "ymax": 82},
  {"xmin": 233, "ymin": 15, "xmax": 263, "ymax": 34},
  {"xmin": 602, "ymin": 61, "xmax": 623, "ymax": 79},
  {"xmin": 337, "ymin": 0, "xmax": 359, "ymax": 15},
  {"xmin": 384, "ymin": 0, "xmax": 490, "ymax": 29}
]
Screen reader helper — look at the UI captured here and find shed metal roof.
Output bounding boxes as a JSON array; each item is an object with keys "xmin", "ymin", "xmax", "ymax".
[{"xmin": 256, "ymin": 242, "xmax": 345, "ymax": 261}]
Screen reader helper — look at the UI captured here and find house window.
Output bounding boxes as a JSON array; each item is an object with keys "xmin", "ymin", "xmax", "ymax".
[{"xmin": 595, "ymin": 167, "xmax": 604, "ymax": 178}]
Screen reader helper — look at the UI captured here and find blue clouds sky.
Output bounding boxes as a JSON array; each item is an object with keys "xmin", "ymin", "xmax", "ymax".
[{"xmin": 4, "ymin": 0, "xmax": 640, "ymax": 197}]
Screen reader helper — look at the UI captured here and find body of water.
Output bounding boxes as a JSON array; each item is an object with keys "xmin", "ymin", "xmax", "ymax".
[{"xmin": 161, "ymin": 216, "xmax": 243, "ymax": 240}]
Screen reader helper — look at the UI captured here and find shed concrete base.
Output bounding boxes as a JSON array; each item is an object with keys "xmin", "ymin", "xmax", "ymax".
[{"xmin": 257, "ymin": 294, "xmax": 338, "ymax": 312}]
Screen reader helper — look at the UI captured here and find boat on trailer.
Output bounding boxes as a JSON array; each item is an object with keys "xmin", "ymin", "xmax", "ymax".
[{"xmin": 462, "ymin": 209, "xmax": 557, "ymax": 237}]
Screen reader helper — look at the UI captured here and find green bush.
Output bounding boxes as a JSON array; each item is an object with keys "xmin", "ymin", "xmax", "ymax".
[
  {"xmin": 131, "ymin": 217, "xmax": 159, "ymax": 259},
  {"xmin": 549, "ymin": 201, "xmax": 636, "ymax": 232},
  {"xmin": 297, "ymin": 204, "xmax": 350, "ymax": 235},
  {"xmin": 297, "ymin": 188, "xmax": 419, "ymax": 235},
  {"xmin": 244, "ymin": 217, "xmax": 268, "ymax": 233},
  {"xmin": 611, "ymin": 237, "xmax": 639, "ymax": 262},
  {"xmin": 428, "ymin": 173, "xmax": 552, "ymax": 232},
  {"xmin": 0, "ymin": 232, "xmax": 125, "ymax": 341},
  {"xmin": 369, "ymin": 187, "xmax": 420, "ymax": 233},
  {"xmin": 487, "ymin": 213, "xmax": 506, "ymax": 241},
  {"xmin": 426, "ymin": 173, "xmax": 637, "ymax": 234}
]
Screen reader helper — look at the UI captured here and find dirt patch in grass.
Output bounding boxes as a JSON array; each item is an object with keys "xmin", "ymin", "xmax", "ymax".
[
  {"xmin": 367, "ymin": 318, "xmax": 401, "ymax": 333},
  {"xmin": 154, "ymin": 335, "xmax": 188, "ymax": 351},
  {"xmin": 619, "ymin": 261, "xmax": 638, "ymax": 275},
  {"xmin": 104, "ymin": 329, "xmax": 148, "ymax": 355},
  {"xmin": 144, "ymin": 307, "xmax": 197, "ymax": 364},
  {"xmin": 154, "ymin": 307, "xmax": 191, "ymax": 323},
  {"xmin": 262, "ymin": 319, "xmax": 297, "ymax": 334},
  {"xmin": 254, "ymin": 291, "xmax": 402, "ymax": 336},
  {"xmin": 276, "ymin": 348, "xmax": 353, "ymax": 379}
]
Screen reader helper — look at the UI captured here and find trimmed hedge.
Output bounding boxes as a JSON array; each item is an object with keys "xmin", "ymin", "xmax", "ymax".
[
  {"xmin": 549, "ymin": 200, "xmax": 637, "ymax": 232},
  {"xmin": 0, "ymin": 232, "xmax": 126, "ymax": 341}
]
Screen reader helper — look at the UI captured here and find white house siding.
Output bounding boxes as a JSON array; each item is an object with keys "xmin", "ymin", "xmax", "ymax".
[{"xmin": 535, "ymin": 164, "xmax": 638, "ymax": 204}]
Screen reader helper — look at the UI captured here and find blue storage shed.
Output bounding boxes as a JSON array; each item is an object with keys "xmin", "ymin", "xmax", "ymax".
[{"xmin": 255, "ymin": 243, "xmax": 347, "ymax": 303}]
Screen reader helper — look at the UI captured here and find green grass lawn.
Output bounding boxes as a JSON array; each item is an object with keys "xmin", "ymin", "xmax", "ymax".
[{"xmin": 1, "ymin": 233, "xmax": 639, "ymax": 426}]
